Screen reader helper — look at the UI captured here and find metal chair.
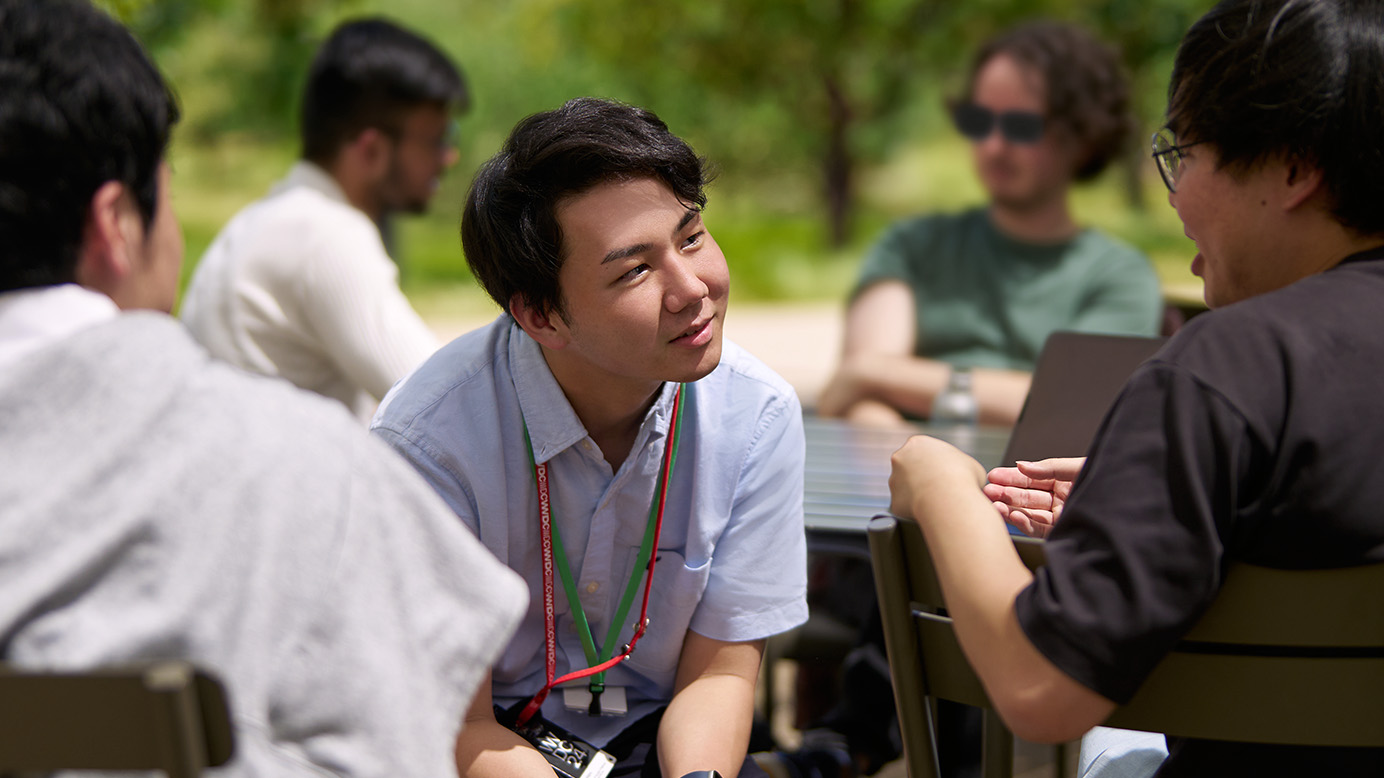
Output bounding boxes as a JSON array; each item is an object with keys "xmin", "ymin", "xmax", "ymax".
[
  {"xmin": 0, "ymin": 660, "xmax": 235, "ymax": 777},
  {"xmin": 867, "ymin": 514, "xmax": 1384, "ymax": 778}
]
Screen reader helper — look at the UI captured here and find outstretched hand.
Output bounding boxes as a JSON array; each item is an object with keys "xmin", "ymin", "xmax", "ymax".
[{"xmin": 983, "ymin": 457, "xmax": 1084, "ymax": 538}]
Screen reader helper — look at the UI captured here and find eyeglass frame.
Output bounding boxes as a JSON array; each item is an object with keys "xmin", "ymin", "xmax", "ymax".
[{"xmin": 1151, "ymin": 128, "xmax": 1207, "ymax": 192}]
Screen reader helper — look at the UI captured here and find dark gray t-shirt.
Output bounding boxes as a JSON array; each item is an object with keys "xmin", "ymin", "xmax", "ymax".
[{"xmin": 1016, "ymin": 249, "xmax": 1384, "ymax": 776}]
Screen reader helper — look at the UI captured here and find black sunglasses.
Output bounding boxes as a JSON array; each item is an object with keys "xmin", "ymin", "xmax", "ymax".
[{"xmin": 951, "ymin": 102, "xmax": 1045, "ymax": 145}]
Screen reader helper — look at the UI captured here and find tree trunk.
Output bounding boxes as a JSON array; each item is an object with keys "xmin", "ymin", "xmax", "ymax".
[
  {"xmin": 1123, "ymin": 137, "xmax": 1147, "ymax": 211},
  {"xmin": 824, "ymin": 75, "xmax": 853, "ymax": 248}
]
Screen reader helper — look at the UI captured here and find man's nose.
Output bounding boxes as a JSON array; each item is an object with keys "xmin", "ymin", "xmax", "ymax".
[
  {"xmin": 664, "ymin": 257, "xmax": 710, "ymax": 312},
  {"xmin": 976, "ymin": 127, "xmax": 1009, "ymax": 152}
]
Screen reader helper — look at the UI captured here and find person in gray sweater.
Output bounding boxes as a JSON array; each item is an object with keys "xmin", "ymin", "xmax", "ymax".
[{"xmin": 0, "ymin": 2, "xmax": 526, "ymax": 776}]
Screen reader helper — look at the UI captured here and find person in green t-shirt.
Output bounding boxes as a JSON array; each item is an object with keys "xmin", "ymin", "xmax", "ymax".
[{"xmin": 820, "ymin": 21, "xmax": 1163, "ymax": 427}]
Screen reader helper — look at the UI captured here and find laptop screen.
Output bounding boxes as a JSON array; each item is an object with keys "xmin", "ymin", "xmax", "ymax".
[{"xmin": 1001, "ymin": 331, "xmax": 1167, "ymax": 467}]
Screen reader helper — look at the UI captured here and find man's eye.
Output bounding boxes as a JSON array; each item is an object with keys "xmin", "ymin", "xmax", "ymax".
[
  {"xmin": 621, "ymin": 264, "xmax": 650, "ymax": 282},
  {"xmin": 682, "ymin": 231, "xmax": 704, "ymax": 250}
]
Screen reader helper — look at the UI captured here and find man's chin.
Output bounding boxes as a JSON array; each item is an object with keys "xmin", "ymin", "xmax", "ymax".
[
  {"xmin": 385, "ymin": 196, "xmax": 431, "ymax": 217},
  {"xmin": 988, "ymin": 189, "xmax": 1048, "ymax": 213},
  {"xmin": 677, "ymin": 340, "xmax": 724, "ymax": 384}
]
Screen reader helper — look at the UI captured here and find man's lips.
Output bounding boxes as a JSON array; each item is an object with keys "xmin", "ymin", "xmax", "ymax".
[{"xmin": 670, "ymin": 317, "xmax": 713, "ymax": 346}]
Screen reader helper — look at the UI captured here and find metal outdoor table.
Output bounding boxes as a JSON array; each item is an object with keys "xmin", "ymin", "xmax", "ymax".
[{"xmin": 801, "ymin": 415, "xmax": 1010, "ymax": 556}]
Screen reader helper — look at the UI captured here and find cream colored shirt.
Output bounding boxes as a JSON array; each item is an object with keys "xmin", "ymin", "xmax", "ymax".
[{"xmin": 181, "ymin": 162, "xmax": 438, "ymax": 418}]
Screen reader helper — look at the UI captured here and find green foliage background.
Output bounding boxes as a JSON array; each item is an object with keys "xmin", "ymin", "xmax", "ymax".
[{"xmin": 102, "ymin": 0, "xmax": 1210, "ymax": 317}]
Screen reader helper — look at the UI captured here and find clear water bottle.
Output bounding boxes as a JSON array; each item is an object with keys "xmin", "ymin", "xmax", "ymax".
[{"xmin": 932, "ymin": 366, "xmax": 979, "ymax": 427}]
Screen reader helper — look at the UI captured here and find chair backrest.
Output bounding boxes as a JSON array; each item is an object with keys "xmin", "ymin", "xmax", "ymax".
[
  {"xmin": 0, "ymin": 660, "xmax": 235, "ymax": 778},
  {"xmin": 867, "ymin": 514, "xmax": 1384, "ymax": 778}
]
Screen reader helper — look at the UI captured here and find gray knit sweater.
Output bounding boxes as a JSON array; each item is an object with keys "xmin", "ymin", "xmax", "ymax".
[{"xmin": 0, "ymin": 313, "xmax": 525, "ymax": 777}]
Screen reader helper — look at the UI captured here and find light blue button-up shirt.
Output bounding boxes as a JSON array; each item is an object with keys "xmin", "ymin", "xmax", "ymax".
[{"xmin": 371, "ymin": 316, "xmax": 808, "ymax": 746}]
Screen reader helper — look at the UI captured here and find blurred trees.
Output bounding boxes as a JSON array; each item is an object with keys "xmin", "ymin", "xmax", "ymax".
[
  {"xmin": 103, "ymin": 0, "xmax": 1208, "ymax": 247},
  {"xmin": 547, "ymin": 0, "xmax": 931, "ymax": 247},
  {"xmin": 101, "ymin": 0, "xmax": 358, "ymax": 142},
  {"xmin": 543, "ymin": 0, "xmax": 1207, "ymax": 245}
]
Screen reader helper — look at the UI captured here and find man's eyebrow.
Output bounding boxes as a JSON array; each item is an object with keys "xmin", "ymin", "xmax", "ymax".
[
  {"xmin": 601, "ymin": 209, "xmax": 703, "ymax": 264},
  {"xmin": 677, "ymin": 208, "xmax": 700, "ymax": 232},
  {"xmin": 602, "ymin": 242, "xmax": 652, "ymax": 264}
]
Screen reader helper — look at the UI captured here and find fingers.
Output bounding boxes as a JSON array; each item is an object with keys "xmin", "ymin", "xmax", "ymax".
[
  {"xmin": 1000, "ymin": 506, "xmax": 1032, "ymax": 535},
  {"xmin": 1014, "ymin": 457, "xmax": 1085, "ymax": 482},
  {"xmin": 982, "ymin": 482, "xmax": 1058, "ymax": 512},
  {"xmin": 986, "ymin": 465, "xmax": 1049, "ymax": 489},
  {"xmin": 1007, "ymin": 508, "xmax": 1056, "ymax": 539}
]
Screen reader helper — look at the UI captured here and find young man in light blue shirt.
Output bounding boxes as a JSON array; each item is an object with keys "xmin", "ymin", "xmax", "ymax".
[{"xmin": 371, "ymin": 97, "xmax": 808, "ymax": 778}]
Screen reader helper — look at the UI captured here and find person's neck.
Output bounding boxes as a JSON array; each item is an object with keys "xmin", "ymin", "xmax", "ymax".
[
  {"xmin": 987, "ymin": 197, "xmax": 1078, "ymax": 244},
  {"xmin": 1286, "ymin": 218, "xmax": 1384, "ymax": 278},
  {"xmin": 323, "ymin": 158, "xmax": 385, "ymax": 222},
  {"xmin": 541, "ymin": 347, "xmax": 663, "ymax": 470}
]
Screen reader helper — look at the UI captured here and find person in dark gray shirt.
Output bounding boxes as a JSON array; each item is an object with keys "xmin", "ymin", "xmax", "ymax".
[{"xmin": 890, "ymin": 0, "xmax": 1384, "ymax": 775}]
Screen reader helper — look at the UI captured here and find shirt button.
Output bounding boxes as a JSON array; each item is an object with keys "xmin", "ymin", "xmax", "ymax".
[
  {"xmin": 582, "ymin": 441, "xmax": 593, "ymax": 451},
  {"xmin": 585, "ymin": 581, "xmax": 599, "ymax": 594}
]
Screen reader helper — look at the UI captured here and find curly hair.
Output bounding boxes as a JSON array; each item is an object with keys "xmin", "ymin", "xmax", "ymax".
[{"xmin": 962, "ymin": 21, "xmax": 1134, "ymax": 182}]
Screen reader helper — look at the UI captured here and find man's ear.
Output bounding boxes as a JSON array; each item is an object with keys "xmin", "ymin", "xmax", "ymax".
[
  {"xmin": 74, "ymin": 181, "xmax": 142, "ymax": 301},
  {"xmin": 509, "ymin": 293, "xmax": 571, "ymax": 350},
  {"xmin": 347, "ymin": 127, "xmax": 393, "ymax": 180},
  {"xmin": 1281, "ymin": 160, "xmax": 1326, "ymax": 213}
]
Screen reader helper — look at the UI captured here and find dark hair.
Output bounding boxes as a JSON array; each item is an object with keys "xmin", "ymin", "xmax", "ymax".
[
  {"xmin": 0, "ymin": 0, "xmax": 179, "ymax": 293},
  {"xmin": 1169, "ymin": 0, "xmax": 1384, "ymax": 236},
  {"xmin": 300, "ymin": 18, "xmax": 466, "ymax": 165},
  {"xmin": 461, "ymin": 97, "xmax": 711, "ymax": 317},
  {"xmin": 962, "ymin": 21, "xmax": 1134, "ymax": 182}
]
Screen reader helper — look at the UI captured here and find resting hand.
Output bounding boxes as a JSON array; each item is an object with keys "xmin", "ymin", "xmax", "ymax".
[
  {"xmin": 888, "ymin": 435, "xmax": 987, "ymax": 520},
  {"xmin": 983, "ymin": 457, "xmax": 1084, "ymax": 538},
  {"xmin": 817, "ymin": 360, "xmax": 867, "ymax": 418}
]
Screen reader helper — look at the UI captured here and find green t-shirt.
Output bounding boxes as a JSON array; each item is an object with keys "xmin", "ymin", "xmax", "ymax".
[{"xmin": 854, "ymin": 208, "xmax": 1162, "ymax": 371}]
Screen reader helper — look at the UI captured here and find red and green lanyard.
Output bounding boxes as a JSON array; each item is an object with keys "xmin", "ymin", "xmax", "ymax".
[{"xmin": 515, "ymin": 383, "xmax": 687, "ymax": 727}]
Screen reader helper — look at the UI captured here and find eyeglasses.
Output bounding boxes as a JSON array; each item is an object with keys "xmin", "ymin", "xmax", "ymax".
[
  {"xmin": 1151, "ymin": 128, "xmax": 1205, "ymax": 192},
  {"xmin": 951, "ymin": 102, "xmax": 1045, "ymax": 145}
]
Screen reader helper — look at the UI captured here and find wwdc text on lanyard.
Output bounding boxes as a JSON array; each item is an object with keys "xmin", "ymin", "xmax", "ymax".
[{"xmin": 516, "ymin": 383, "xmax": 688, "ymax": 728}]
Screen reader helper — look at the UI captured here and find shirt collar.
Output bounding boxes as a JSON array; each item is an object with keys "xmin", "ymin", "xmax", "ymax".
[
  {"xmin": 508, "ymin": 320, "xmax": 680, "ymax": 465},
  {"xmin": 0, "ymin": 284, "xmax": 119, "ymax": 369},
  {"xmin": 274, "ymin": 160, "xmax": 351, "ymax": 206}
]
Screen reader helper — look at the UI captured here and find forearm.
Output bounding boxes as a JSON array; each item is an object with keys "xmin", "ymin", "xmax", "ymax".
[
  {"xmin": 841, "ymin": 354, "xmax": 1030, "ymax": 426},
  {"xmin": 910, "ymin": 477, "xmax": 1042, "ymax": 691},
  {"xmin": 455, "ymin": 674, "xmax": 554, "ymax": 778},
  {"xmin": 903, "ymin": 462, "xmax": 1113, "ymax": 742},
  {"xmin": 841, "ymin": 397, "xmax": 909, "ymax": 427},
  {"xmin": 657, "ymin": 672, "xmax": 757, "ymax": 778},
  {"xmin": 455, "ymin": 717, "xmax": 554, "ymax": 778}
]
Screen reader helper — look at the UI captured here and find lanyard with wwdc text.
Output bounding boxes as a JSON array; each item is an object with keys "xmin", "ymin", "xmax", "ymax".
[{"xmin": 516, "ymin": 382, "xmax": 687, "ymax": 727}]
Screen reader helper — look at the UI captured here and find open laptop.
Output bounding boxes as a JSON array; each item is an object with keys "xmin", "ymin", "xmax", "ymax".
[{"xmin": 1000, "ymin": 331, "xmax": 1167, "ymax": 467}]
